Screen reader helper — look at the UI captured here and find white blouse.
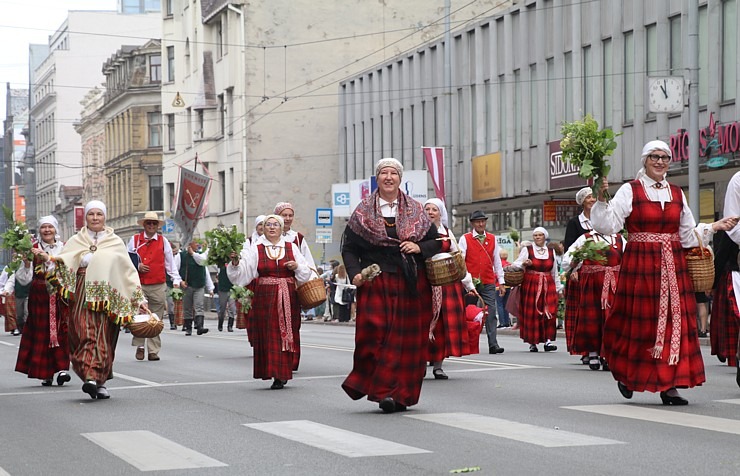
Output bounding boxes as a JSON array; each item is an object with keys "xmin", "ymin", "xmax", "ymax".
[
  {"xmin": 590, "ymin": 176, "xmax": 713, "ymax": 247},
  {"xmin": 226, "ymin": 235, "xmax": 312, "ymax": 286}
]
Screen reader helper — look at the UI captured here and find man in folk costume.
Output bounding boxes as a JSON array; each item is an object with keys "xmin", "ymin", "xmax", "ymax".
[
  {"xmin": 127, "ymin": 211, "xmax": 181, "ymax": 360},
  {"xmin": 176, "ymin": 240, "xmax": 214, "ymax": 336},
  {"xmin": 458, "ymin": 210, "xmax": 507, "ymax": 354}
]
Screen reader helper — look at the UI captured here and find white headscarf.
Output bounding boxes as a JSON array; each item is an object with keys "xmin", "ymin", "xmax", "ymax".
[
  {"xmin": 37, "ymin": 215, "xmax": 60, "ymax": 243},
  {"xmin": 575, "ymin": 187, "xmax": 593, "ymax": 206},
  {"xmin": 84, "ymin": 200, "xmax": 107, "ymax": 218},
  {"xmin": 636, "ymin": 140, "xmax": 672, "ymax": 181},
  {"xmin": 532, "ymin": 227, "xmax": 549, "ymax": 240},
  {"xmin": 255, "ymin": 215, "xmax": 266, "ymax": 227},
  {"xmin": 423, "ymin": 198, "xmax": 449, "ymax": 227}
]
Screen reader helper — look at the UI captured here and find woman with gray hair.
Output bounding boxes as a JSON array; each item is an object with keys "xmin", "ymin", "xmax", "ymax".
[
  {"xmin": 14, "ymin": 215, "xmax": 70, "ymax": 387},
  {"xmin": 592, "ymin": 140, "xmax": 739, "ymax": 404}
]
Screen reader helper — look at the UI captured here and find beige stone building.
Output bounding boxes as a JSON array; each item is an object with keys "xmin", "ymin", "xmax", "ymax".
[
  {"xmin": 99, "ymin": 39, "xmax": 164, "ymax": 241},
  {"xmin": 75, "ymin": 87, "xmax": 106, "ymax": 205},
  {"xmin": 161, "ymin": 0, "xmax": 501, "ymax": 261}
]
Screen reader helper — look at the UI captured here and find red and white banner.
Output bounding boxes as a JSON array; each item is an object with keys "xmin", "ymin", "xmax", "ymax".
[
  {"xmin": 422, "ymin": 146, "xmax": 445, "ymax": 201},
  {"xmin": 173, "ymin": 166, "xmax": 211, "ymax": 246}
]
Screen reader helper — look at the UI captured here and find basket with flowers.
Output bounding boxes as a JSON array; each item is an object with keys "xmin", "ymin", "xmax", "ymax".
[
  {"xmin": 229, "ymin": 285, "xmax": 254, "ymax": 329},
  {"xmin": 167, "ymin": 287, "xmax": 185, "ymax": 326}
]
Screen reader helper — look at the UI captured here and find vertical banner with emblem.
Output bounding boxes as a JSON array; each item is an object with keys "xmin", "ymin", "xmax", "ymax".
[
  {"xmin": 173, "ymin": 166, "xmax": 211, "ymax": 246},
  {"xmin": 422, "ymin": 146, "xmax": 446, "ymax": 201}
]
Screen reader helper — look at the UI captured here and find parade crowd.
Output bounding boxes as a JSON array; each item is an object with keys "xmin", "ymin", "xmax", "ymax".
[{"xmin": 2, "ymin": 145, "xmax": 740, "ymax": 411}]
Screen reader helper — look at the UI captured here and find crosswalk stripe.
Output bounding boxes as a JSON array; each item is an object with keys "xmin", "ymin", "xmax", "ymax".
[
  {"xmin": 563, "ymin": 405, "xmax": 740, "ymax": 435},
  {"xmin": 405, "ymin": 412, "xmax": 624, "ymax": 447},
  {"xmin": 244, "ymin": 420, "xmax": 431, "ymax": 457},
  {"xmin": 717, "ymin": 399, "xmax": 740, "ymax": 406},
  {"xmin": 82, "ymin": 430, "xmax": 228, "ymax": 471},
  {"xmin": 0, "ymin": 466, "xmax": 10, "ymax": 475}
]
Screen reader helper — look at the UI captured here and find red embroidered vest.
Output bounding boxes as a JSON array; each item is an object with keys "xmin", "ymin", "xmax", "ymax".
[
  {"xmin": 463, "ymin": 232, "xmax": 497, "ymax": 284},
  {"xmin": 134, "ymin": 232, "xmax": 166, "ymax": 285}
]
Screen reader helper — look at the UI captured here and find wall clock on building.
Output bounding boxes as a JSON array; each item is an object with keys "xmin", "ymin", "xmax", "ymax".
[{"xmin": 647, "ymin": 76, "xmax": 685, "ymax": 113}]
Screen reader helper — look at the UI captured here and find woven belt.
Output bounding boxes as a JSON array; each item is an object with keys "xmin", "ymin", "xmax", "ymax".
[
  {"xmin": 629, "ymin": 232, "xmax": 681, "ymax": 364},
  {"xmin": 580, "ymin": 265, "xmax": 620, "ymax": 310},
  {"xmin": 259, "ymin": 276, "xmax": 296, "ymax": 352},
  {"xmin": 529, "ymin": 270, "xmax": 553, "ymax": 319}
]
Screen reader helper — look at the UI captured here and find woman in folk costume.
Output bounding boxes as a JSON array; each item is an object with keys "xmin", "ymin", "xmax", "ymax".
[
  {"xmin": 45, "ymin": 201, "xmax": 147, "ymax": 400},
  {"xmin": 227, "ymin": 214, "xmax": 311, "ymax": 389},
  {"xmin": 592, "ymin": 140, "xmax": 738, "ymax": 404},
  {"xmin": 711, "ymin": 171, "xmax": 740, "ymax": 387},
  {"xmin": 341, "ymin": 158, "xmax": 441, "ymax": 413},
  {"xmin": 14, "ymin": 216, "xmax": 71, "ymax": 386},
  {"xmin": 561, "ymin": 229, "xmax": 625, "ymax": 371},
  {"xmin": 513, "ymin": 227, "xmax": 562, "ymax": 352},
  {"xmin": 424, "ymin": 198, "xmax": 476, "ymax": 379}
]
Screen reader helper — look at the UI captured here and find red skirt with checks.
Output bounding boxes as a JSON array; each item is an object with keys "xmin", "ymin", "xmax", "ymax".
[
  {"xmin": 518, "ymin": 248, "xmax": 558, "ymax": 345},
  {"xmin": 710, "ymin": 270, "xmax": 739, "ymax": 367},
  {"xmin": 428, "ymin": 281, "xmax": 471, "ymax": 361}
]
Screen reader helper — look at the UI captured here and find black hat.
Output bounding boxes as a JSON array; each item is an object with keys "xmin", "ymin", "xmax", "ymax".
[{"xmin": 469, "ymin": 210, "xmax": 488, "ymax": 221}]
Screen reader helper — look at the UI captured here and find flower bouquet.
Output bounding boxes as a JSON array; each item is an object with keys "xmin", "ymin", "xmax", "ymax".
[
  {"xmin": 229, "ymin": 285, "xmax": 254, "ymax": 329},
  {"xmin": 560, "ymin": 115, "xmax": 621, "ymax": 200},
  {"xmin": 167, "ymin": 287, "xmax": 184, "ymax": 326},
  {"xmin": 205, "ymin": 225, "xmax": 246, "ymax": 266},
  {"xmin": 0, "ymin": 206, "xmax": 34, "ymax": 275},
  {"xmin": 570, "ymin": 239, "xmax": 611, "ymax": 266}
]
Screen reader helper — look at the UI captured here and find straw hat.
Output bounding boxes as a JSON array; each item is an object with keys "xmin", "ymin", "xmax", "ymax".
[{"xmin": 137, "ymin": 211, "xmax": 165, "ymax": 227}]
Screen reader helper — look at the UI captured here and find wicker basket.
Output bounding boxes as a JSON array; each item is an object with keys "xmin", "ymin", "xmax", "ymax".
[
  {"xmin": 235, "ymin": 299, "xmax": 248, "ymax": 329},
  {"xmin": 3, "ymin": 295, "xmax": 16, "ymax": 332},
  {"xmin": 686, "ymin": 231, "xmax": 714, "ymax": 293},
  {"xmin": 297, "ymin": 269, "xmax": 327, "ymax": 310},
  {"xmin": 173, "ymin": 300, "xmax": 184, "ymax": 326},
  {"xmin": 128, "ymin": 313, "xmax": 164, "ymax": 339},
  {"xmin": 504, "ymin": 269, "xmax": 525, "ymax": 287},
  {"xmin": 426, "ymin": 233, "xmax": 468, "ymax": 286}
]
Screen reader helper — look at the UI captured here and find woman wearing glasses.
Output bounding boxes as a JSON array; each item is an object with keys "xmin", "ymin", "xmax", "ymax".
[
  {"xmin": 592, "ymin": 140, "xmax": 739, "ymax": 405},
  {"xmin": 227, "ymin": 214, "xmax": 311, "ymax": 389}
]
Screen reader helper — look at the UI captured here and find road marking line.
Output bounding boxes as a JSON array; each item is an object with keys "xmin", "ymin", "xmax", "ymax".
[
  {"xmin": 0, "ymin": 341, "xmax": 16, "ymax": 347},
  {"xmin": 564, "ymin": 405, "xmax": 740, "ymax": 435},
  {"xmin": 0, "ymin": 466, "xmax": 10, "ymax": 475},
  {"xmin": 82, "ymin": 430, "xmax": 227, "ymax": 471},
  {"xmin": 244, "ymin": 420, "xmax": 431, "ymax": 457},
  {"xmin": 717, "ymin": 399, "xmax": 740, "ymax": 406},
  {"xmin": 114, "ymin": 373, "xmax": 162, "ymax": 387},
  {"xmin": 405, "ymin": 412, "xmax": 624, "ymax": 447}
]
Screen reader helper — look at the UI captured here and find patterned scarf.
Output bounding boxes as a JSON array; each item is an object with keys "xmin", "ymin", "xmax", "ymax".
[
  {"xmin": 347, "ymin": 190, "xmax": 430, "ymax": 246},
  {"xmin": 50, "ymin": 226, "xmax": 143, "ymax": 325}
]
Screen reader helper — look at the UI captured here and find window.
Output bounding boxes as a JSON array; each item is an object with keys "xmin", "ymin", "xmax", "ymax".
[
  {"xmin": 529, "ymin": 64, "xmax": 538, "ymax": 145},
  {"xmin": 699, "ymin": 6, "xmax": 708, "ymax": 104},
  {"xmin": 514, "ymin": 69, "xmax": 521, "ymax": 149},
  {"xmin": 216, "ymin": 19, "xmax": 224, "ymax": 58},
  {"xmin": 564, "ymin": 52, "xmax": 573, "ymax": 121},
  {"xmin": 166, "ymin": 113, "xmax": 175, "ymax": 150},
  {"xmin": 722, "ymin": 0, "xmax": 736, "ymax": 101},
  {"xmin": 226, "ymin": 88, "xmax": 233, "ymax": 135},
  {"xmin": 498, "ymin": 75, "xmax": 506, "ymax": 150},
  {"xmin": 149, "ymin": 175, "xmax": 163, "ymax": 211},
  {"xmin": 218, "ymin": 94, "xmax": 225, "ymax": 136},
  {"xmin": 623, "ymin": 31, "xmax": 634, "ymax": 122},
  {"xmin": 166, "ymin": 182, "xmax": 175, "ymax": 212},
  {"xmin": 603, "ymin": 39, "xmax": 613, "ymax": 127},
  {"xmin": 546, "ymin": 58, "xmax": 555, "ymax": 140},
  {"xmin": 165, "ymin": 0, "xmax": 173, "ymax": 16},
  {"xmin": 167, "ymin": 46, "xmax": 175, "ymax": 82},
  {"xmin": 219, "ymin": 171, "xmax": 226, "ymax": 212},
  {"xmin": 196, "ymin": 110, "xmax": 204, "ymax": 139},
  {"xmin": 148, "ymin": 112, "xmax": 162, "ymax": 147},
  {"xmin": 646, "ymin": 24, "xmax": 657, "ymax": 76},
  {"xmin": 583, "ymin": 45, "xmax": 592, "ymax": 115},
  {"xmin": 669, "ymin": 16, "xmax": 682, "ymax": 75},
  {"xmin": 150, "ymin": 54, "xmax": 161, "ymax": 82}
]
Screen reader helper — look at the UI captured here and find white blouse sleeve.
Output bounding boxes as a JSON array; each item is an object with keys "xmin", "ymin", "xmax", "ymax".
[
  {"xmin": 561, "ymin": 234, "xmax": 587, "ymax": 274},
  {"xmin": 591, "ymin": 182, "xmax": 633, "ymax": 236},
  {"xmin": 512, "ymin": 247, "xmax": 530, "ymax": 268},
  {"xmin": 676, "ymin": 189, "xmax": 714, "ymax": 247},
  {"xmin": 291, "ymin": 243, "xmax": 313, "ymax": 285},
  {"xmin": 551, "ymin": 255, "xmax": 563, "ymax": 293},
  {"xmin": 226, "ymin": 246, "xmax": 258, "ymax": 286},
  {"xmin": 14, "ymin": 263, "xmax": 33, "ymax": 286}
]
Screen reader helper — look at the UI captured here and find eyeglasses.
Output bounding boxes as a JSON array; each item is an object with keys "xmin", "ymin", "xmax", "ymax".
[
  {"xmin": 264, "ymin": 222, "xmax": 282, "ymax": 228},
  {"xmin": 144, "ymin": 221, "xmax": 159, "ymax": 225},
  {"xmin": 647, "ymin": 154, "xmax": 671, "ymax": 163}
]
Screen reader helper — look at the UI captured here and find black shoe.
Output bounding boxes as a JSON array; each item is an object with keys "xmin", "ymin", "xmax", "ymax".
[
  {"xmin": 379, "ymin": 397, "xmax": 396, "ymax": 413},
  {"xmin": 617, "ymin": 382, "xmax": 633, "ymax": 399},
  {"xmin": 529, "ymin": 344, "xmax": 538, "ymax": 352},
  {"xmin": 600, "ymin": 357, "xmax": 610, "ymax": 371},
  {"xmin": 581, "ymin": 355, "xmax": 590, "ymax": 365},
  {"xmin": 698, "ymin": 330, "xmax": 707, "ymax": 338},
  {"xmin": 57, "ymin": 372, "xmax": 71, "ymax": 386},
  {"xmin": 736, "ymin": 363, "xmax": 740, "ymax": 389},
  {"xmin": 394, "ymin": 402, "xmax": 407, "ymax": 412},
  {"xmin": 170, "ymin": 324, "xmax": 177, "ymax": 330},
  {"xmin": 197, "ymin": 328, "xmax": 209, "ymax": 335},
  {"xmin": 41, "ymin": 379, "xmax": 53, "ymax": 387},
  {"xmin": 218, "ymin": 324, "xmax": 223, "ymax": 331},
  {"xmin": 544, "ymin": 343, "xmax": 557, "ymax": 352},
  {"xmin": 660, "ymin": 390, "xmax": 688, "ymax": 406},
  {"xmin": 718, "ymin": 355, "xmax": 727, "ymax": 363},
  {"xmin": 82, "ymin": 381, "xmax": 98, "ymax": 399},
  {"xmin": 270, "ymin": 379, "xmax": 285, "ymax": 390},
  {"xmin": 588, "ymin": 357, "xmax": 601, "ymax": 371},
  {"xmin": 10, "ymin": 329, "xmax": 20, "ymax": 336},
  {"xmin": 489, "ymin": 345, "xmax": 505, "ymax": 354},
  {"xmin": 185, "ymin": 328, "xmax": 192, "ymax": 336},
  {"xmin": 433, "ymin": 368, "xmax": 449, "ymax": 380},
  {"xmin": 96, "ymin": 386, "xmax": 110, "ymax": 399},
  {"xmin": 227, "ymin": 327, "xmax": 233, "ymax": 332}
]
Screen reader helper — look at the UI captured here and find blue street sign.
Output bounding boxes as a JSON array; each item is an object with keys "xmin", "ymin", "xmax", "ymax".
[
  {"xmin": 163, "ymin": 219, "xmax": 175, "ymax": 233},
  {"xmin": 316, "ymin": 208, "xmax": 333, "ymax": 226}
]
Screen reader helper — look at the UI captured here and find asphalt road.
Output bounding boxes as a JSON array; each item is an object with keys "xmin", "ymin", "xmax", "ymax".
[{"xmin": 0, "ymin": 319, "xmax": 738, "ymax": 476}]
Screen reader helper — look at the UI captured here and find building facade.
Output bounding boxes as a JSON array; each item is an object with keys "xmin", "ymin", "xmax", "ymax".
[
  {"xmin": 27, "ymin": 10, "xmax": 161, "ymax": 228},
  {"xmin": 339, "ymin": 0, "xmax": 740, "ymax": 241},
  {"xmin": 74, "ymin": 88, "xmax": 106, "ymax": 205},
  {"xmin": 161, "ymin": 0, "xmax": 504, "ymax": 260},
  {"xmin": 97, "ymin": 40, "xmax": 164, "ymax": 242}
]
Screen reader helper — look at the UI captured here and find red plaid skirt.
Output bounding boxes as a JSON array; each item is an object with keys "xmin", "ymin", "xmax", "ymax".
[
  {"xmin": 518, "ymin": 271, "xmax": 558, "ymax": 345},
  {"xmin": 711, "ymin": 271, "xmax": 740, "ymax": 367},
  {"xmin": 428, "ymin": 282, "xmax": 470, "ymax": 361},
  {"xmin": 567, "ymin": 266, "xmax": 617, "ymax": 354},
  {"xmin": 563, "ymin": 280, "xmax": 579, "ymax": 354},
  {"xmin": 15, "ymin": 275, "xmax": 70, "ymax": 379},
  {"xmin": 3, "ymin": 294, "xmax": 17, "ymax": 332},
  {"xmin": 342, "ymin": 270, "xmax": 433, "ymax": 407}
]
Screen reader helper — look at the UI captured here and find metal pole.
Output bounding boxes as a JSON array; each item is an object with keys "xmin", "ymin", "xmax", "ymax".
[
  {"xmin": 443, "ymin": 0, "xmax": 453, "ymax": 209},
  {"xmin": 688, "ymin": 0, "xmax": 700, "ymax": 221}
]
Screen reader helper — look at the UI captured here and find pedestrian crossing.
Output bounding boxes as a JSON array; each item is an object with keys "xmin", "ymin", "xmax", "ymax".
[{"xmin": 60, "ymin": 402, "xmax": 738, "ymax": 472}]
